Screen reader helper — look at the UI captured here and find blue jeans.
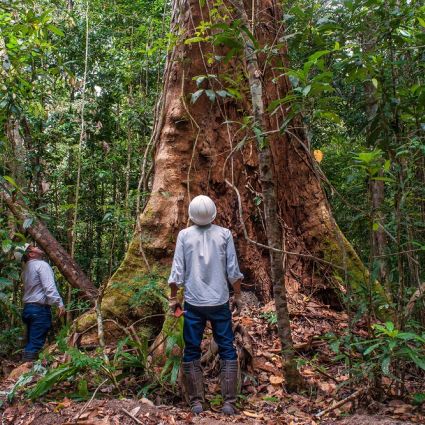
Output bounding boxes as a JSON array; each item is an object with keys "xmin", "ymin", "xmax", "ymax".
[
  {"xmin": 22, "ymin": 303, "xmax": 52, "ymax": 354},
  {"xmin": 183, "ymin": 301, "xmax": 237, "ymax": 362}
]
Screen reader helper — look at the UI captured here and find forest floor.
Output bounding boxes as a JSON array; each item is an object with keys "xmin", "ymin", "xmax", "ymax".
[{"xmin": 1, "ymin": 288, "xmax": 424, "ymax": 425}]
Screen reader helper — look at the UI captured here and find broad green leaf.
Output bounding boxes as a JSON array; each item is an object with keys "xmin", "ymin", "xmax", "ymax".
[
  {"xmin": 384, "ymin": 160, "xmax": 391, "ymax": 171},
  {"xmin": 226, "ymin": 88, "xmax": 241, "ymax": 100},
  {"xmin": 184, "ymin": 36, "xmax": 207, "ymax": 44},
  {"xmin": 216, "ymin": 90, "xmax": 229, "ymax": 98},
  {"xmin": 363, "ymin": 342, "xmax": 381, "ymax": 356},
  {"xmin": 205, "ymin": 89, "xmax": 216, "ymax": 103},
  {"xmin": 0, "ymin": 277, "xmax": 13, "ymax": 287},
  {"xmin": 302, "ymin": 85, "xmax": 311, "ymax": 96},
  {"xmin": 385, "ymin": 322, "xmax": 395, "ymax": 332},
  {"xmin": 170, "ymin": 356, "xmax": 180, "ymax": 384},
  {"xmin": 194, "ymin": 76, "xmax": 207, "ymax": 87},
  {"xmin": 3, "ymin": 175, "xmax": 19, "ymax": 189},
  {"xmin": 1, "ymin": 239, "xmax": 12, "ymax": 253},
  {"xmin": 308, "ymin": 50, "xmax": 330, "ymax": 62},
  {"xmin": 240, "ymin": 25, "xmax": 259, "ymax": 49},
  {"xmin": 314, "ymin": 111, "xmax": 342, "ymax": 124},
  {"xmin": 396, "ymin": 332, "xmax": 423, "ymax": 342},
  {"xmin": 77, "ymin": 379, "xmax": 89, "ymax": 398},
  {"xmin": 398, "ymin": 28, "xmax": 411, "ymax": 38},
  {"xmin": 408, "ymin": 351, "xmax": 425, "ymax": 371},
  {"xmin": 381, "ymin": 356, "xmax": 391, "ymax": 375},
  {"xmin": 47, "ymin": 24, "xmax": 64, "ymax": 37},
  {"xmin": 23, "ymin": 218, "xmax": 33, "ymax": 230},
  {"xmin": 267, "ymin": 94, "xmax": 300, "ymax": 113},
  {"xmin": 413, "ymin": 393, "xmax": 425, "ymax": 405},
  {"xmin": 371, "ymin": 177, "xmax": 395, "ymax": 183},
  {"xmin": 191, "ymin": 89, "xmax": 204, "ymax": 104},
  {"xmin": 372, "ymin": 78, "xmax": 378, "ymax": 88}
]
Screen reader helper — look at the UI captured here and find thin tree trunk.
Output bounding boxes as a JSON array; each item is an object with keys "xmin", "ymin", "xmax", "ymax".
[
  {"xmin": 65, "ymin": 151, "xmax": 75, "ymax": 323},
  {"xmin": 370, "ymin": 175, "xmax": 389, "ymax": 291},
  {"xmin": 70, "ymin": 0, "xmax": 89, "ymax": 262},
  {"xmin": 68, "ymin": 0, "xmax": 90, "ymax": 318},
  {"xmin": 231, "ymin": 0, "xmax": 303, "ymax": 390}
]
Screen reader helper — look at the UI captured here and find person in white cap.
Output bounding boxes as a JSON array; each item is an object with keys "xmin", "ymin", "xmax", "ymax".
[{"xmin": 168, "ymin": 195, "xmax": 244, "ymax": 415}]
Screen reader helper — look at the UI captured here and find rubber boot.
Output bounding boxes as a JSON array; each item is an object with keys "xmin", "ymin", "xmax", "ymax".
[
  {"xmin": 220, "ymin": 359, "xmax": 239, "ymax": 415},
  {"xmin": 182, "ymin": 360, "xmax": 205, "ymax": 414},
  {"xmin": 22, "ymin": 351, "xmax": 38, "ymax": 362}
]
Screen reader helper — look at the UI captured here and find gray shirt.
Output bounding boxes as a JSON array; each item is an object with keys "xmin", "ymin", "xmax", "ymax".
[
  {"xmin": 168, "ymin": 224, "xmax": 244, "ymax": 307},
  {"xmin": 23, "ymin": 259, "xmax": 64, "ymax": 307}
]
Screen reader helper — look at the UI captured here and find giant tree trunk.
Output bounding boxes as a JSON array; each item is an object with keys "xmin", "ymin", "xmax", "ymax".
[{"xmin": 76, "ymin": 0, "xmax": 365, "ymax": 351}]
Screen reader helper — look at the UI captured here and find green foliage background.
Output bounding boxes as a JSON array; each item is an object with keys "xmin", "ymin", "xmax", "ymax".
[{"xmin": 0, "ymin": 0, "xmax": 424, "ymax": 393}]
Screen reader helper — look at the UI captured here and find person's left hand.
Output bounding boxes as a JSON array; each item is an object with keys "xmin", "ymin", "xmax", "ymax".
[
  {"xmin": 233, "ymin": 293, "xmax": 243, "ymax": 315},
  {"xmin": 58, "ymin": 306, "xmax": 66, "ymax": 317},
  {"xmin": 168, "ymin": 297, "xmax": 182, "ymax": 315}
]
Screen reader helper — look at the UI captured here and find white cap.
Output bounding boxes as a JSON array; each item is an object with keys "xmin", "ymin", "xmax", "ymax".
[
  {"xmin": 188, "ymin": 195, "xmax": 217, "ymax": 226},
  {"xmin": 14, "ymin": 243, "xmax": 30, "ymax": 262}
]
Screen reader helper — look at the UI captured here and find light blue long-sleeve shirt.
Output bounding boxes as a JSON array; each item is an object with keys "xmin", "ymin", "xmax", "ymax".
[
  {"xmin": 168, "ymin": 224, "xmax": 244, "ymax": 307},
  {"xmin": 22, "ymin": 259, "xmax": 64, "ymax": 307}
]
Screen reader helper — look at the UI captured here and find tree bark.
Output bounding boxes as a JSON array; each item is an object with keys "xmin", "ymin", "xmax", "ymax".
[{"xmin": 0, "ymin": 184, "xmax": 98, "ymax": 301}]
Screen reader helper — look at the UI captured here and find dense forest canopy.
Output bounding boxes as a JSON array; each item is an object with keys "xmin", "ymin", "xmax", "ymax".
[{"xmin": 0, "ymin": 0, "xmax": 425, "ymax": 421}]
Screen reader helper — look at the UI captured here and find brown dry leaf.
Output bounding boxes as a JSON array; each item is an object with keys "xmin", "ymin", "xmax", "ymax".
[
  {"xmin": 313, "ymin": 149, "xmax": 324, "ymax": 163},
  {"xmin": 318, "ymin": 381, "xmax": 336, "ymax": 394},
  {"xmin": 207, "ymin": 382, "xmax": 220, "ymax": 393},
  {"xmin": 54, "ymin": 397, "xmax": 72, "ymax": 412},
  {"xmin": 129, "ymin": 406, "xmax": 141, "ymax": 417},
  {"xmin": 89, "ymin": 417, "xmax": 112, "ymax": 425},
  {"xmin": 243, "ymin": 410, "xmax": 262, "ymax": 418},
  {"xmin": 266, "ymin": 384, "xmax": 277, "ymax": 394},
  {"xmin": 76, "ymin": 411, "xmax": 92, "ymax": 420},
  {"xmin": 240, "ymin": 317, "xmax": 254, "ymax": 326},
  {"xmin": 22, "ymin": 414, "xmax": 36, "ymax": 424},
  {"xmin": 393, "ymin": 404, "xmax": 414, "ymax": 415},
  {"xmin": 7, "ymin": 362, "xmax": 33, "ymax": 382},
  {"xmin": 262, "ymin": 301, "xmax": 275, "ymax": 313},
  {"xmin": 253, "ymin": 358, "xmax": 277, "ymax": 374},
  {"xmin": 269, "ymin": 375, "xmax": 284, "ymax": 385},
  {"xmin": 259, "ymin": 372, "xmax": 269, "ymax": 383},
  {"xmin": 139, "ymin": 397, "xmax": 155, "ymax": 407},
  {"xmin": 302, "ymin": 368, "xmax": 315, "ymax": 377},
  {"xmin": 2, "ymin": 407, "xmax": 17, "ymax": 423}
]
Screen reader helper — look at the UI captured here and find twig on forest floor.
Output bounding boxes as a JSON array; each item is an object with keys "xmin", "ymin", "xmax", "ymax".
[
  {"xmin": 121, "ymin": 408, "xmax": 144, "ymax": 424},
  {"xmin": 312, "ymin": 365, "xmax": 339, "ymax": 384},
  {"xmin": 73, "ymin": 378, "xmax": 108, "ymax": 423},
  {"xmin": 315, "ymin": 387, "xmax": 367, "ymax": 418}
]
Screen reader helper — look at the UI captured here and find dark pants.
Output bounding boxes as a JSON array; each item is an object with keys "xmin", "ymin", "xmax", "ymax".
[
  {"xmin": 183, "ymin": 301, "xmax": 237, "ymax": 362},
  {"xmin": 22, "ymin": 303, "xmax": 52, "ymax": 355}
]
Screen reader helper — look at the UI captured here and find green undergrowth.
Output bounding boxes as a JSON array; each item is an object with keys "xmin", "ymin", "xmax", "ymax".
[{"xmin": 8, "ymin": 310, "xmax": 185, "ymax": 402}]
